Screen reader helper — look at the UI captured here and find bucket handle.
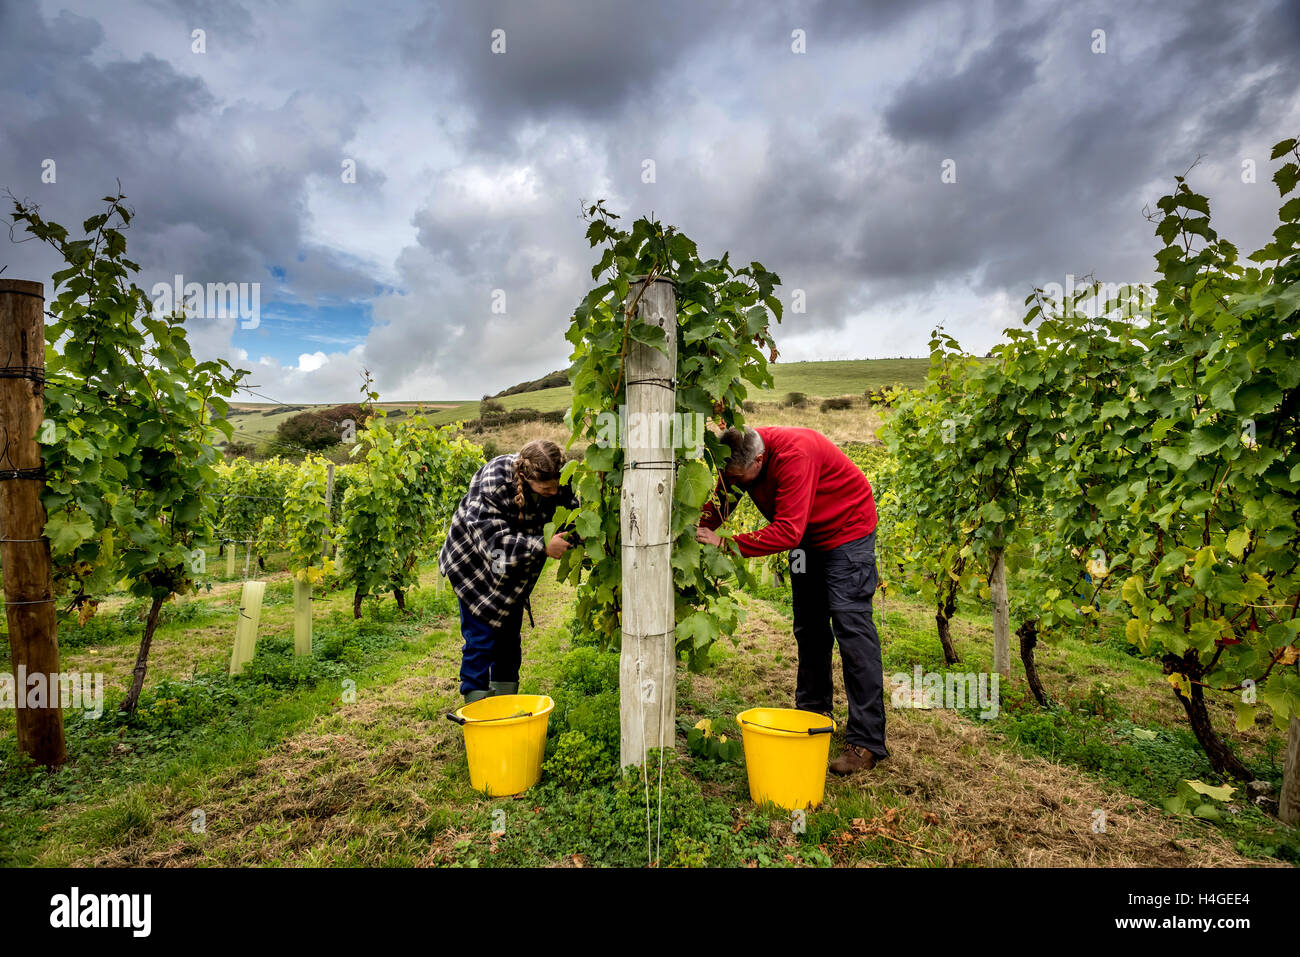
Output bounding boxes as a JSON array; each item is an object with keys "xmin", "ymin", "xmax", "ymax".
[
  {"xmin": 446, "ymin": 711, "xmax": 534, "ymax": 726},
  {"xmin": 739, "ymin": 717, "xmax": 834, "ymax": 735}
]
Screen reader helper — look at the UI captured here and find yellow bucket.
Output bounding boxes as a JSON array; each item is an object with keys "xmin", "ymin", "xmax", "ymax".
[
  {"xmin": 448, "ymin": 694, "xmax": 554, "ymax": 796},
  {"xmin": 737, "ymin": 707, "xmax": 836, "ymax": 811}
]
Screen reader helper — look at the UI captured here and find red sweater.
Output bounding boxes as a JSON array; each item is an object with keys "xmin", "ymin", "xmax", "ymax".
[{"xmin": 700, "ymin": 426, "xmax": 877, "ymax": 558}]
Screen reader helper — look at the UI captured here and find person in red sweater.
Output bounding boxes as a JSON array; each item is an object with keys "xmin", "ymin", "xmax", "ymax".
[{"xmin": 697, "ymin": 425, "xmax": 887, "ymax": 773}]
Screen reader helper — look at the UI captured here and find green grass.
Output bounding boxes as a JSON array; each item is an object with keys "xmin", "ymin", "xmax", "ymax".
[
  {"xmin": 418, "ymin": 358, "xmax": 931, "ymax": 424},
  {"xmin": 769, "ymin": 357, "xmax": 930, "ymax": 397},
  {"xmin": 225, "ymin": 402, "xmax": 467, "ymax": 450},
  {"xmin": 0, "ymin": 579, "xmax": 460, "ymax": 865},
  {"xmin": 425, "ymin": 387, "xmax": 573, "ymax": 426},
  {"xmin": 3, "ymin": 555, "xmax": 1296, "ymax": 868}
]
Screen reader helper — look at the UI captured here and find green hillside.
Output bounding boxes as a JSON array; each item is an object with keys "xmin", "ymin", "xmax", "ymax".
[
  {"xmin": 770, "ymin": 357, "xmax": 929, "ymax": 395},
  {"xmin": 225, "ymin": 402, "xmax": 461, "ymax": 452},
  {"xmin": 222, "ymin": 358, "xmax": 930, "ymax": 447},
  {"xmin": 423, "ymin": 357, "xmax": 929, "ymax": 425}
]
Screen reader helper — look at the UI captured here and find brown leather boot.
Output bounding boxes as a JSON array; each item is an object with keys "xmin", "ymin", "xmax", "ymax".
[{"xmin": 828, "ymin": 744, "xmax": 881, "ymax": 775}]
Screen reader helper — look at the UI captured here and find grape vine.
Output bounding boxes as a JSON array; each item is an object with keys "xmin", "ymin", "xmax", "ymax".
[
  {"xmin": 552, "ymin": 203, "xmax": 782, "ymax": 670},
  {"xmin": 10, "ymin": 191, "xmax": 246, "ymax": 711},
  {"xmin": 878, "ymin": 137, "xmax": 1300, "ymax": 778}
]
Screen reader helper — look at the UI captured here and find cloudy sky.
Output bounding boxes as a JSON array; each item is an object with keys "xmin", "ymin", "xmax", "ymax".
[{"xmin": 3, "ymin": 0, "xmax": 1298, "ymax": 403}]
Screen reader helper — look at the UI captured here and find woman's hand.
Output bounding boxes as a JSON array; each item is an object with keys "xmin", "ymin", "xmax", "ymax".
[
  {"xmin": 545, "ymin": 534, "xmax": 572, "ymax": 559},
  {"xmin": 695, "ymin": 526, "xmax": 722, "ymax": 548}
]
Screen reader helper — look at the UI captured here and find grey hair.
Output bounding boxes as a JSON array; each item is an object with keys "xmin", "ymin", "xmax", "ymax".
[{"xmin": 721, "ymin": 427, "xmax": 764, "ymax": 471}]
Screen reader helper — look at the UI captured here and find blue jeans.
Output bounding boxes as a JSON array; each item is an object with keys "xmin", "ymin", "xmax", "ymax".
[{"xmin": 458, "ymin": 599, "xmax": 524, "ymax": 694}]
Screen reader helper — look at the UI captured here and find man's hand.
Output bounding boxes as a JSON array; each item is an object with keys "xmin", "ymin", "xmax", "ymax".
[
  {"xmin": 695, "ymin": 525, "xmax": 722, "ymax": 548},
  {"xmin": 545, "ymin": 534, "xmax": 572, "ymax": 559}
]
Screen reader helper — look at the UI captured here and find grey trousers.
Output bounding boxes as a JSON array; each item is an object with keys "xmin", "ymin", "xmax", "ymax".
[{"xmin": 790, "ymin": 531, "xmax": 887, "ymax": 757}]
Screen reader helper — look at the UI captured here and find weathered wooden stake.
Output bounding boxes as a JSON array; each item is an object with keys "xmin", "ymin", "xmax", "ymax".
[
  {"xmin": 0, "ymin": 279, "xmax": 66, "ymax": 766},
  {"xmin": 619, "ymin": 276, "xmax": 677, "ymax": 769},
  {"xmin": 1283, "ymin": 715, "xmax": 1300, "ymax": 826},
  {"xmin": 229, "ymin": 580, "xmax": 266, "ymax": 675},
  {"xmin": 990, "ymin": 549, "xmax": 1011, "ymax": 676},
  {"xmin": 323, "ymin": 463, "xmax": 334, "ymax": 560},
  {"xmin": 293, "ymin": 578, "xmax": 312, "ymax": 656}
]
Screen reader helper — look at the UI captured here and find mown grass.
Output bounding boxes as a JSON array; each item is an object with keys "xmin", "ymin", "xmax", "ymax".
[
  {"xmin": 0, "ymin": 567, "xmax": 460, "ymax": 865},
  {"xmin": 800, "ymin": 582, "xmax": 1300, "ymax": 863},
  {"xmin": 4, "ymin": 559, "xmax": 1295, "ymax": 867}
]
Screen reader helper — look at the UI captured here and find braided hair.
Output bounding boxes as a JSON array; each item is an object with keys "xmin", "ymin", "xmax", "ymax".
[{"xmin": 513, "ymin": 439, "xmax": 564, "ymax": 519}]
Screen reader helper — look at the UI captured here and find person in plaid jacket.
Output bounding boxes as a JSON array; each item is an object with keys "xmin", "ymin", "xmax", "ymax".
[{"xmin": 438, "ymin": 439, "xmax": 577, "ymax": 703}]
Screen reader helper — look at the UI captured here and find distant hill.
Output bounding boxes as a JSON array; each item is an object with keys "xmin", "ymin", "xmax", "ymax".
[
  {"xmin": 492, "ymin": 368, "xmax": 570, "ymax": 398},
  {"xmin": 422, "ymin": 357, "xmax": 930, "ymax": 426},
  {"xmin": 769, "ymin": 358, "xmax": 929, "ymax": 397},
  {"xmin": 220, "ymin": 359, "xmax": 932, "ymax": 450}
]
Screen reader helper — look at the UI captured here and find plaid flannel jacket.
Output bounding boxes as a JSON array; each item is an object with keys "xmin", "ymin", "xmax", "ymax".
[{"xmin": 438, "ymin": 454, "xmax": 578, "ymax": 628}]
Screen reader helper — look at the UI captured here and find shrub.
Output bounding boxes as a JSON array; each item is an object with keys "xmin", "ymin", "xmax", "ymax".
[
  {"xmin": 58, "ymin": 597, "xmax": 218, "ymax": 649},
  {"xmin": 686, "ymin": 716, "xmax": 743, "ymax": 763},
  {"xmin": 557, "ymin": 645, "xmax": 619, "ymax": 694},
  {"xmin": 863, "ymin": 386, "xmax": 902, "ymax": 407},
  {"xmin": 839, "ymin": 440, "xmax": 890, "ymax": 478},
  {"xmin": 276, "ymin": 404, "xmax": 366, "ymax": 452},
  {"xmin": 506, "ymin": 753, "xmax": 792, "ymax": 867},
  {"xmin": 473, "ymin": 407, "xmax": 565, "ymax": 429},
  {"xmin": 223, "ymin": 440, "xmax": 257, "ymax": 460},
  {"xmin": 783, "ymin": 392, "xmax": 807, "ymax": 407},
  {"xmin": 820, "ymin": 396, "xmax": 853, "ymax": 412},
  {"xmin": 110, "ymin": 673, "xmax": 243, "ymax": 732},
  {"xmin": 545, "ymin": 645, "xmax": 621, "ymax": 787},
  {"xmin": 480, "ymin": 397, "xmax": 507, "ymax": 415},
  {"xmin": 543, "ymin": 731, "xmax": 609, "ymax": 790}
]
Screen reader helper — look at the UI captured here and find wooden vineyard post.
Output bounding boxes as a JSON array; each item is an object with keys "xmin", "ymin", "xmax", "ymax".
[
  {"xmin": 0, "ymin": 279, "xmax": 66, "ymax": 766},
  {"xmin": 990, "ymin": 549, "xmax": 1011, "ymax": 676},
  {"xmin": 322, "ymin": 463, "xmax": 334, "ymax": 560},
  {"xmin": 229, "ymin": 580, "xmax": 266, "ymax": 675},
  {"xmin": 293, "ymin": 578, "xmax": 312, "ymax": 656},
  {"xmin": 619, "ymin": 276, "xmax": 677, "ymax": 769},
  {"xmin": 1283, "ymin": 715, "xmax": 1300, "ymax": 826}
]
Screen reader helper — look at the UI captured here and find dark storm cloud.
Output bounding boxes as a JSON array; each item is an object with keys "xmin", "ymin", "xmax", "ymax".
[
  {"xmin": 802, "ymin": 0, "xmax": 948, "ymax": 33},
  {"xmin": 418, "ymin": 0, "xmax": 1297, "ymax": 358},
  {"xmin": 85, "ymin": 55, "xmax": 214, "ymax": 129},
  {"xmin": 144, "ymin": 0, "xmax": 255, "ymax": 41},
  {"xmin": 2, "ymin": 2, "xmax": 378, "ymax": 314},
  {"xmin": 1158, "ymin": 0, "xmax": 1300, "ymax": 146},
  {"xmin": 761, "ymin": 0, "xmax": 1300, "ymax": 326},
  {"xmin": 882, "ymin": 21, "xmax": 1044, "ymax": 144},
  {"xmin": 4, "ymin": 0, "xmax": 1297, "ymax": 398},
  {"xmin": 406, "ymin": 0, "xmax": 948, "ymax": 148},
  {"xmin": 403, "ymin": 1, "xmax": 734, "ymax": 125}
]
